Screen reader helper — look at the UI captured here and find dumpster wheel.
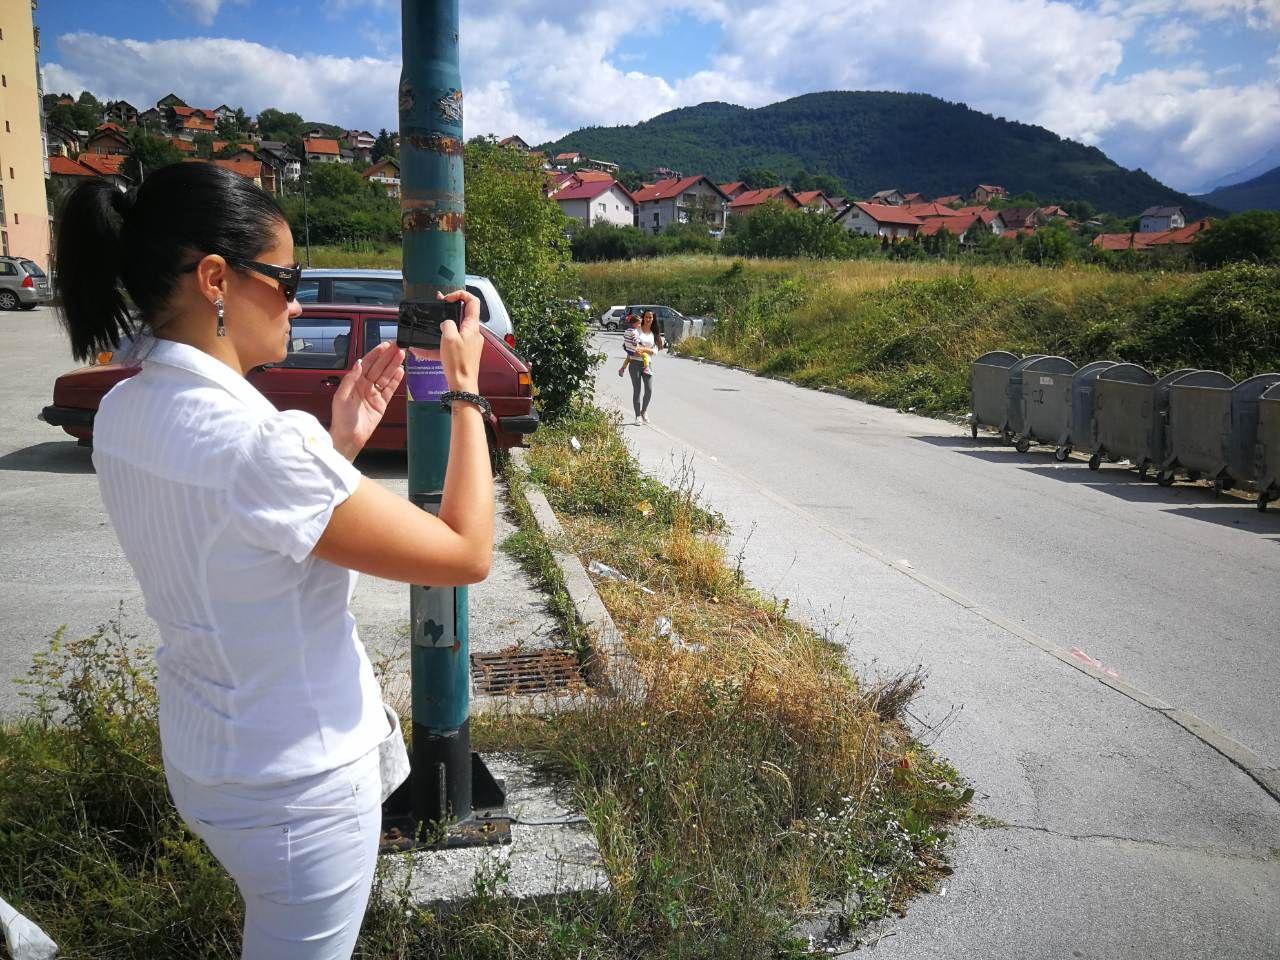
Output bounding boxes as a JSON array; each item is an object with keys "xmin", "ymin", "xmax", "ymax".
[
  {"xmin": 1015, "ymin": 437, "xmax": 1031, "ymax": 454},
  {"xmin": 1259, "ymin": 496, "xmax": 1270, "ymax": 513},
  {"xmin": 1088, "ymin": 452, "xmax": 1102, "ymax": 471},
  {"xmin": 970, "ymin": 420, "xmax": 978, "ymax": 439},
  {"xmin": 1054, "ymin": 446, "xmax": 1071, "ymax": 462},
  {"xmin": 1136, "ymin": 461, "xmax": 1150, "ymax": 480},
  {"xmin": 1157, "ymin": 469, "xmax": 1176, "ymax": 487}
]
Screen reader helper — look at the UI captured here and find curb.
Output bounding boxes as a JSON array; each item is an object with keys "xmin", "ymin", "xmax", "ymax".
[{"xmin": 510, "ymin": 449, "xmax": 639, "ymax": 699}]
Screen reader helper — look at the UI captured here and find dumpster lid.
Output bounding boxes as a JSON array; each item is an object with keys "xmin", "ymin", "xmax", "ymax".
[{"xmin": 1099, "ymin": 362, "xmax": 1155, "ymax": 385}]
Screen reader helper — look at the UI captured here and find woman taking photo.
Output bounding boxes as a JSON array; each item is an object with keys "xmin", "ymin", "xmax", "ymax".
[
  {"xmin": 55, "ymin": 162, "xmax": 493, "ymax": 959},
  {"xmin": 623, "ymin": 308, "xmax": 663, "ymax": 425}
]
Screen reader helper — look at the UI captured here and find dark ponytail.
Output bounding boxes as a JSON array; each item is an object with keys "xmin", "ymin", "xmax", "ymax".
[{"xmin": 56, "ymin": 162, "xmax": 286, "ymax": 362}]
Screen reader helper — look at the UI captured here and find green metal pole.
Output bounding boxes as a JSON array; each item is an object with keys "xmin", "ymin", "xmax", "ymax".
[{"xmin": 395, "ymin": 0, "xmax": 507, "ymax": 843}]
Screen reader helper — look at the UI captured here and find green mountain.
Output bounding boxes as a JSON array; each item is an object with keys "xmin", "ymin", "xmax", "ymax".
[
  {"xmin": 539, "ymin": 91, "xmax": 1215, "ymax": 217},
  {"xmin": 1195, "ymin": 165, "xmax": 1280, "ymax": 212}
]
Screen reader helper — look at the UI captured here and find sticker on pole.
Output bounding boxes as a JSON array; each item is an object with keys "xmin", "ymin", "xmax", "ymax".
[{"xmin": 404, "ymin": 354, "xmax": 448, "ymax": 403}]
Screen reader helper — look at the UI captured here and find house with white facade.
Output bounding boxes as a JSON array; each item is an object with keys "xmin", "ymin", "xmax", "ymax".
[
  {"xmin": 631, "ymin": 175, "xmax": 729, "ymax": 234},
  {"xmin": 303, "ymin": 137, "xmax": 344, "ymax": 164},
  {"xmin": 1139, "ymin": 206, "xmax": 1185, "ymax": 233},
  {"xmin": 834, "ymin": 202, "xmax": 923, "ymax": 239},
  {"xmin": 362, "ymin": 157, "xmax": 401, "ymax": 198},
  {"xmin": 552, "ymin": 178, "xmax": 635, "ymax": 227}
]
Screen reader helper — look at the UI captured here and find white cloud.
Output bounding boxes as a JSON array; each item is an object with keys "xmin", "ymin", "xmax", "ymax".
[
  {"xmin": 1147, "ymin": 19, "xmax": 1198, "ymax": 54},
  {"xmin": 168, "ymin": 0, "xmax": 232, "ymax": 27},
  {"xmin": 38, "ymin": 0, "xmax": 1280, "ymax": 192},
  {"xmin": 43, "ymin": 33, "xmax": 400, "ymax": 129}
]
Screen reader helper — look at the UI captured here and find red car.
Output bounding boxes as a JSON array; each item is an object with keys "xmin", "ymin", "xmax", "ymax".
[{"xmin": 42, "ymin": 304, "xmax": 539, "ymax": 455}]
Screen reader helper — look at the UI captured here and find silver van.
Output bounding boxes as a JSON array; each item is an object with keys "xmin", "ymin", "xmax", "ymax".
[
  {"xmin": 0, "ymin": 256, "xmax": 52, "ymax": 310},
  {"xmin": 297, "ymin": 269, "xmax": 517, "ymax": 348}
]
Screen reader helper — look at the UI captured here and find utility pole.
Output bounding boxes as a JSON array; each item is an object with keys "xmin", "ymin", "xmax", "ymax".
[
  {"xmin": 382, "ymin": 0, "xmax": 510, "ymax": 851},
  {"xmin": 301, "ymin": 169, "xmax": 311, "ymax": 267}
]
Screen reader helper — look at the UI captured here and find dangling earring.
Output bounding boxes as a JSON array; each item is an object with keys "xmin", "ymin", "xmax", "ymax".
[{"xmin": 214, "ymin": 297, "xmax": 226, "ymax": 337}]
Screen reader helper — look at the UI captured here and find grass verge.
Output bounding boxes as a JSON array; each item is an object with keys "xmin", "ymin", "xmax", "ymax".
[
  {"xmin": 0, "ymin": 405, "xmax": 969, "ymax": 958},
  {"xmin": 577, "ymin": 257, "xmax": 1280, "ymax": 414}
]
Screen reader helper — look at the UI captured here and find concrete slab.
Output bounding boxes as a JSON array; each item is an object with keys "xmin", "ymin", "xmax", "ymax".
[{"xmin": 381, "ymin": 754, "xmax": 609, "ymax": 905}]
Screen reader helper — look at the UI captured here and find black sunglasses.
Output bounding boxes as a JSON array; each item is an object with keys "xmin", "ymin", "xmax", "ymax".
[
  {"xmin": 226, "ymin": 257, "xmax": 302, "ymax": 302},
  {"xmin": 180, "ymin": 257, "xmax": 302, "ymax": 302}
]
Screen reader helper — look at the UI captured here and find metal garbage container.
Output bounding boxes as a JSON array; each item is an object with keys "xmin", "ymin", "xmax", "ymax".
[
  {"xmin": 1094, "ymin": 365, "xmax": 1196, "ymax": 477},
  {"xmin": 1067, "ymin": 361, "xmax": 1118, "ymax": 462},
  {"xmin": 969, "ymin": 351, "xmax": 1022, "ymax": 440},
  {"xmin": 1255, "ymin": 381, "xmax": 1280, "ymax": 511},
  {"xmin": 1005, "ymin": 355, "xmax": 1048, "ymax": 448},
  {"xmin": 1227, "ymin": 373, "xmax": 1280, "ymax": 491},
  {"xmin": 1161, "ymin": 370, "xmax": 1236, "ymax": 487},
  {"xmin": 690, "ymin": 318, "xmax": 704, "ymax": 339},
  {"xmin": 1018, "ymin": 356, "xmax": 1077, "ymax": 456}
]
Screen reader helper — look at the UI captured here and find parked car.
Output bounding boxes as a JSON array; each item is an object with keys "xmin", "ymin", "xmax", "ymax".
[
  {"xmin": 296, "ymin": 269, "xmax": 518, "ymax": 350},
  {"xmin": 41, "ymin": 304, "xmax": 538, "ymax": 456},
  {"xmin": 599, "ymin": 305, "xmax": 627, "ymax": 330},
  {"xmin": 0, "ymin": 256, "xmax": 52, "ymax": 311},
  {"xmin": 626, "ymin": 304, "xmax": 690, "ymax": 340}
]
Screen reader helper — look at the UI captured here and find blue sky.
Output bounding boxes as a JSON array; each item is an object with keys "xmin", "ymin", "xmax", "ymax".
[{"xmin": 36, "ymin": 0, "xmax": 1280, "ymax": 192}]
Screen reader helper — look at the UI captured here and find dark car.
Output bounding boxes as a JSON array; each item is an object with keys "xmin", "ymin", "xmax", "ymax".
[{"xmin": 42, "ymin": 305, "xmax": 538, "ymax": 455}]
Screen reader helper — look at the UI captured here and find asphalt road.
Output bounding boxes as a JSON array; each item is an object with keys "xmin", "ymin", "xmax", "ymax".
[
  {"xmin": 595, "ymin": 333, "xmax": 1280, "ymax": 959},
  {"xmin": 0, "ymin": 307, "xmax": 556, "ymax": 717}
]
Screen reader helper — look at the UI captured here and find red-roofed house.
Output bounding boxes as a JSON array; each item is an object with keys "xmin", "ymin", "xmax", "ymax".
[
  {"xmin": 972, "ymin": 184, "xmax": 1008, "ymax": 203},
  {"xmin": 546, "ymin": 169, "xmax": 614, "ymax": 198},
  {"xmin": 85, "ymin": 123, "xmax": 130, "ymax": 156},
  {"xmin": 552, "ymin": 178, "xmax": 636, "ymax": 227},
  {"xmin": 718, "ymin": 181, "xmax": 749, "ymax": 200},
  {"xmin": 917, "ymin": 213, "xmax": 983, "ymax": 243},
  {"xmin": 901, "ymin": 192, "xmax": 926, "ymax": 204},
  {"xmin": 1092, "ymin": 219, "xmax": 1211, "ymax": 252},
  {"xmin": 362, "ymin": 157, "xmax": 401, "ymax": 198},
  {"xmin": 78, "ymin": 153, "xmax": 134, "ymax": 188},
  {"xmin": 632, "ymin": 175, "xmax": 730, "ymax": 234},
  {"xmin": 553, "ymin": 151, "xmax": 581, "ymax": 169},
  {"xmin": 213, "ymin": 157, "xmax": 266, "ymax": 191},
  {"xmin": 304, "ymin": 137, "xmax": 344, "ymax": 164},
  {"xmin": 793, "ymin": 190, "xmax": 839, "ymax": 213},
  {"xmin": 900, "ymin": 202, "xmax": 956, "ymax": 220},
  {"xmin": 725, "ymin": 186, "xmax": 801, "ymax": 217},
  {"xmin": 933, "ymin": 194, "xmax": 963, "ymax": 206},
  {"xmin": 168, "ymin": 137, "xmax": 197, "ymax": 155},
  {"xmin": 500, "ymin": 135, "xmax": 532, "ymax": 152},
  {"xmin": 834, "ymin": 202, "xmax": 922, "ymax": 240},
  {"xmin": 49, "ymin": 155, "xmax": 95, "ymax": 190}
]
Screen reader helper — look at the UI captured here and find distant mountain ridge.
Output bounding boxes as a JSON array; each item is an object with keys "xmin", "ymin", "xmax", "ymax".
[
  {"xmin": 1198, "ymin": 144, "xmax": 1280, "ymax": 194},
  {"xmin": 538, "ymin": 91, "xmax": 1216, "ymax": 217},
  {"xmin": 1195, "ymin": 165, "xmax": 1280, "ymax": 212}
]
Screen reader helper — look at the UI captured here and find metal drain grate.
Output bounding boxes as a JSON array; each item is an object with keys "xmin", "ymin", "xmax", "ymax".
[{"xmin": 471, "ymin": 648, "xmax": 586, "ymax": 696}]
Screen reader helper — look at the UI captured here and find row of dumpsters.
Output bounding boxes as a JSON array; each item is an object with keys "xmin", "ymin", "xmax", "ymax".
[{"xmin": 970, "ymin": 352, "xmax": 1280, "ymax": 511}]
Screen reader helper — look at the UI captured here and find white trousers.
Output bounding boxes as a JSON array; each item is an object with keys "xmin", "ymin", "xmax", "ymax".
[{"xmin": 166, "ymin": 746, "xmax": 383, "ymax": 960}]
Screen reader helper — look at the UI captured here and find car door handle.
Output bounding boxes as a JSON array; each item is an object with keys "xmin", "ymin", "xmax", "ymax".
[{"xmin": 321, "ymin": 376, "xmax": 341, "ymax": 389}]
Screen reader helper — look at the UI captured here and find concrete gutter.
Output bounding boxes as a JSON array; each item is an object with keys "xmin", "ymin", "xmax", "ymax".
[{"xmin": 509, "ymin": 449, "xmax": 639, "ymax": 699}]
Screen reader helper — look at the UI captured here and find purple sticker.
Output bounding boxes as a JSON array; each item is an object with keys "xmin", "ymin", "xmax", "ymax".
[{"xmin": 404, "ymin": 354, "xmax": 448, "ymax": 402}]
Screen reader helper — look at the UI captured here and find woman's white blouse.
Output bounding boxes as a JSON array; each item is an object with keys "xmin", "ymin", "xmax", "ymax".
[{"xmin": 91, "ymin": 339, "xmax": 386, "ymax": 786}]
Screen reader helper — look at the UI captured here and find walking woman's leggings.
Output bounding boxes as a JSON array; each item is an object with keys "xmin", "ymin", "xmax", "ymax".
[{"xmin": 629, "ymin": 361, "xmax": 652, "ymax": 416}]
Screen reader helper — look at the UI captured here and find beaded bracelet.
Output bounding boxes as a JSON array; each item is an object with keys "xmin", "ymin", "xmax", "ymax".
[{"xmin": 439, "ymin": 390, "xmax": 493, "ymax": 418}]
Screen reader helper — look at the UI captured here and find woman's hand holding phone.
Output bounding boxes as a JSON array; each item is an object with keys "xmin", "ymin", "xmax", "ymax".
[{"xmin": 436, "ymin": 289, "xmax": 483, "ymax": 394}]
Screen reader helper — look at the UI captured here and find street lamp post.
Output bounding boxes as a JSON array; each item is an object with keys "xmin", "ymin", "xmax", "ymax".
[{"xmin": 381, "ymin": 0, "xmax": 511, "ymax": 852}]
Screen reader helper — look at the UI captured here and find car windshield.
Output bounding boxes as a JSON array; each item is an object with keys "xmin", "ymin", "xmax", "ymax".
[{"xmin": 20, "ymin": 261, "xmax": 46, "ymax": 278}]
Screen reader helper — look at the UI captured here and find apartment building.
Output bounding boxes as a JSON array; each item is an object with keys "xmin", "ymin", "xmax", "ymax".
[{"xmin": 0, "ymin": 0, "xmax": 52, "ymax": 267}]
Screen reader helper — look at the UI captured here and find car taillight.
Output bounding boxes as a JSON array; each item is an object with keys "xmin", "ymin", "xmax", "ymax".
[
  {"xmin": 504, "ymin": 333, "xmax": 516, "ymax": 349},
  {"xmin": 21, "ymin": 275, "xmax": 34, "ymax": 289},
  {"xmin": 517, "ymin": 371, "xmax": 532, "ymax": 395}
]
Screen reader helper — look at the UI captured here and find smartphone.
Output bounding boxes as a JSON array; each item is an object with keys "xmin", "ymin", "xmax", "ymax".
[{"xmin": 396, "ymin": 298, "xmax": 463, "ymax": 350}]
